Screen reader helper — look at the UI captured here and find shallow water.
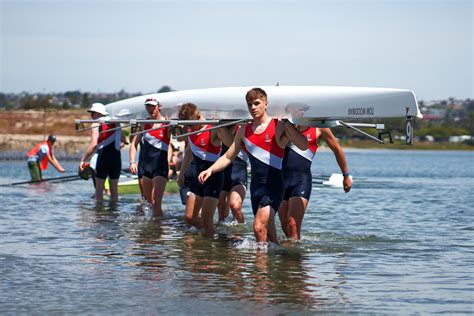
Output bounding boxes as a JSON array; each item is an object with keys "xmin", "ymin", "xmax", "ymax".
[{"xmin": 0, "ymin": 149, "xmax": 473, "ymax": 314}]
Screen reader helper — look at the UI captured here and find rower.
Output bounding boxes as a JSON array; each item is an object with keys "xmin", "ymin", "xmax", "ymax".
[
  {"xmin": 277, "ymin": 104, "xmax": 352, "ymax": 240},
  {"xmin": 27, "ymin": 134, "xmax": 65, "ymax": 182},
  {"xmin": 129, "ymin": 97, "xmax": 171, "ymax": 217},
  {"xmin": 79, "ymin": 103, "xmax": 122, "ymax": 203},
  {"xmin": 217, "ymin": 125, "xmax": 248, "ymax": 224},
  {"xmin": 198, "ymin": 87, "xmax": 308, "ymax": 243},
  {"xmin": 177, "ymin": 103, "xmax": 233, "ymax": 238}
]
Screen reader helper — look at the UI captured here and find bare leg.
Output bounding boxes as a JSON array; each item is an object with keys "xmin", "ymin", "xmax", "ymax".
[
  {"xmin": 201, "ymin": 196, "xmax": 219, "ymax": 238},
  {"xmin": 254, "ymin": 206, "xmax": 272, "ymax": 243},
  {"xmin": 138, "ymin": 177, "xmax": 145, "ymax": 200},
  {"xmin": 278, "ymin": 200, "xmax": 290, "ymax": 237},
  {"xmin": 217, "ymin": 190, "xmax": 229, "ymax": 222},
  {"xmin": 151, "ymin": 175, "xmax": 167, "ymax": 218},
  {"xmin": 142, "ymin": 176, "xmax": 153, "ymax": 203},
  {"xmin": 288, "ymin": 197, "xmax": 309, "ymax": 240},
  {"xmin": 185, "ymin": 193, "xmax": 202, "ymax": 229},
  {"xmin": 266, "ymin": 210, "xmax": 278, "ymax": 244},
  {"xmin": 229, "ymin": 184, "xmax": 246, "ymax": 223},
  {"xmin": 108, "ymin": 178, "xmax": 119, "ymax": 203},
  {"xmin": 94, "ymin": 177, "xmax": 106, "ymax": 202}
]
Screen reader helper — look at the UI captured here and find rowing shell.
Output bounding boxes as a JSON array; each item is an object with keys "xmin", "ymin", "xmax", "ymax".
[{"xmin": 105, "ymin": 86, "xmax": 421, "ymax": 124}]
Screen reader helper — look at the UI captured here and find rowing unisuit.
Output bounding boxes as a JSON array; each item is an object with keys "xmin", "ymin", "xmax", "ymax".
[
  {"xmin": 282, "ymin": 126, "xmax": 318, "ymax": 200},
  {"xmin": 242, "ymin": 118, "xmax": 285, "ymax": 215},
  {"xmin": 141, "ymin": 122, "xmax": 170, "ymax": 179},
  {"xmin": 95, "ymin": 118, "xmax": 122, "ymax": 180},
  {"xmin": 189, "ymin": 125, "xmax": 223, "ymax": 198}
]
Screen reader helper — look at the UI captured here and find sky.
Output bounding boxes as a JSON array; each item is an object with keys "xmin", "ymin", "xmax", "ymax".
[{"xmin": 1, "ymin": 0, "xmax": 472, "ymax": 100}]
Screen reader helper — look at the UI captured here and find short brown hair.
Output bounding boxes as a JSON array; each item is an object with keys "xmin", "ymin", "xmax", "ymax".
[
  {"xmin": 245, "ymin": 87, "xmax": 267, "ymax": 104},
  {"xmin": 178, "ymin": 102, "xmax": 198, "ymax": 120}
]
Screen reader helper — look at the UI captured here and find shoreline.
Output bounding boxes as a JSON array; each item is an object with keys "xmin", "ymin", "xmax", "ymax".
[
  {"xmin": 0, "ymin": 134, "xmax": 90, "ymax": 160},
  {"xmin": 1, "ymin": 133, "xmax": 472, "ymax": 162}
]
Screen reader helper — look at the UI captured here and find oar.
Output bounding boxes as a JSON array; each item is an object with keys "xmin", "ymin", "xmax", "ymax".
[{"xmin": 0, "ymin": 174, "xmax": 83, "ymax": 187}]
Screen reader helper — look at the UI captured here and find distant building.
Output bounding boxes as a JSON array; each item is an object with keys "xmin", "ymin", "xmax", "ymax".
[
  {"xmin": 420, "ymin": 107, "xmax": 446, "ymax": 121},
  {"xmin": 449, "ymin": 135, "xmax": 472, "ymax": 143}
]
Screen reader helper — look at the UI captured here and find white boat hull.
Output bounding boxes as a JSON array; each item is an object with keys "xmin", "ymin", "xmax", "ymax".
[{"xmin": 105, "ymin": 86, "xmax": 421, "ymax": 121}]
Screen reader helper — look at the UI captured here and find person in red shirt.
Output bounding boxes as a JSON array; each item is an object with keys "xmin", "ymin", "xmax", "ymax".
[{"xmin": 27, "ymin": 134, "xmax": 65, "ymax": 182}]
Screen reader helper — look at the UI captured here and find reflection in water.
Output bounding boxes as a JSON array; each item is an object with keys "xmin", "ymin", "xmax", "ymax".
[
  {"xmin": 78, "ymin": 200, "xmax": 352, "ymax": 310},
  {"xmin": 2, "ymin": 153, "xmax": 474, "ymax": 314},
  {"xmin": 74, "ymin": 198, "xmax": 353, "ymax": 311}
]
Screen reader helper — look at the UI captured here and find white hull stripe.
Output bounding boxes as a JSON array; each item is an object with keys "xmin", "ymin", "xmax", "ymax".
[
  {"xmin": 289, "ymin": 144, "xmax": 315, "ymax": 162},
  {"xmin": 189, "ymin": 140, "xmax": 220, "ymax": 162},
  {"xmin": 143, "ymin": 133, "xmax": 168, "ymax": 151},
  {"xmin": 243, "ymin": 137, "xmax": 282, "ymax": 170}
]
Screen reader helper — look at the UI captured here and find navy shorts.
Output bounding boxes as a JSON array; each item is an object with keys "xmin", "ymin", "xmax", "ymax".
[
  {"xmin": 142, "ymin": 148, "xmax": 168, "ymax": 179},
  {"xmin": 137, "ymin": 160, "xmax": 145, "ymax": 179},
  {"xmin": 222, "ymin": 158, "xmax": 248, "ymax": 192},
  {"xmin": 250, "ymin": 185, "xmax": 284, "ymax": 217},
  {"xmin": 283, "ymin": 171, "xmax": 312, "ymax": 201},
  {"xmin": 96, "ymin": 145, "xmax": 122, "ymax": 180},
  {"xmin": 190, "ymin": 171, "xmax": 223, "ymax": 199}
]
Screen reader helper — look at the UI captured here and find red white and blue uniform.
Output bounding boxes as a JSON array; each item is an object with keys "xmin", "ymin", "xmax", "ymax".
[
  {"xmin": 142, "ymin": 122, "xmax": 170, "ymax": 179},
  {"xmin": 188, "ymin": 126, "xmax": 223, "ymax": 198},
  {"xmin": 282, "ymin": 127, "xmax": 318, "ymax": 200},
  {"xmin": 95, "ymin": 118, "xmax": 122, "ymax": 180},
  {"xmin": 221, "ymin": 125, "xmax": 248, "ymax": 191},
  {"xmin": 242, "ymin": 119, "xmax": 285, "ymax": 215}
]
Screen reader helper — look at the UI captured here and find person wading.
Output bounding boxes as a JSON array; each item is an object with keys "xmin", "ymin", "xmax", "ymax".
[
  {"xmin": 79, "ymin": 103, "xmax": 122, "ymax": 203},
  {"xmin": 27, "ymin": 134, "xmax": 65, "ymax": 182}
]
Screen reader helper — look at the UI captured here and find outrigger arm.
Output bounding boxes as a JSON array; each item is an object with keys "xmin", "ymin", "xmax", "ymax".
[
  {"xmin": 294, "ymin": 118, "xmax": 391, "ymax": 144},
  {"xmin": 76, "ymin": 117, "xmax": 402, "ymax": 144},
  {"xmin": 75, "ymin": 118, "xmax": 252, "ymax": 138},
  {"xmin": 338, "ymin": 121, "xmax": 387, "ymax": 144}
]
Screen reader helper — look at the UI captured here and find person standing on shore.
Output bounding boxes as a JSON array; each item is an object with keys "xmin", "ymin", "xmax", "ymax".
[
  {"xmin": 79, "ymin": 103, "xmax": 122, "ymax": 203},
  {"xmin": 277, "ymin": 104, "xmax": 352, "ymax": 240},
  {"xmin": 198, "ymin": 88, "xmax": 308, "ymax": 243},
  {"xmin": 27, "ymin": 134, "xmax": 65, "ymax": 182}
]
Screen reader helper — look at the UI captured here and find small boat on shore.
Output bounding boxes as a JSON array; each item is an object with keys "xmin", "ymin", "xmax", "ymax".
[{"xmin": 104, "ymin": 177, "xmax": 179, "ymax": 195}]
